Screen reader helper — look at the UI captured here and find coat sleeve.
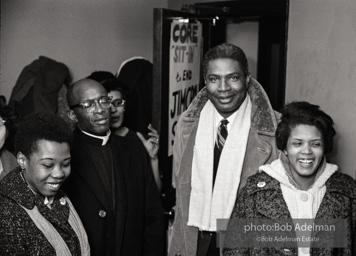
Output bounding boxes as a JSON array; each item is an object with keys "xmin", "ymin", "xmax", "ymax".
[
  {"xmin": 0, "ymin": 208, "xmax": 26, "ymax": 254},
  {"xmin": 223, "ymin": 183, "xmax": 251, "ymax": 256},
  {"xmin": 143, "ymin": 150, "xmax": 166, "ymax": 256},
  {"xmin": 172, "ymin": 114, "xmax": 185, "ymax": 188}
]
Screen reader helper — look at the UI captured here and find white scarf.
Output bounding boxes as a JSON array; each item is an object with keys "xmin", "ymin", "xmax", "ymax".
[{"xmin": 188, "ymin": 96, "xmax": 252, "ymax": 231}]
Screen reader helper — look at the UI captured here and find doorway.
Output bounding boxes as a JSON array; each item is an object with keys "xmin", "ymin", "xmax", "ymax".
[{"xmin": 153, "ymin": 0, "xmax": 289, "ymax": 212}]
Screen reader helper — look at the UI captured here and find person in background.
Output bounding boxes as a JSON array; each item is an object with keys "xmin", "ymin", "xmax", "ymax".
[
  {"xmin": 168, "ymin": 43, "xmax": 280, "ymax": 256},
  {"xmin": 0, "ymin": 96, "xmax": 19, "ymax": 181},
  {"xmin": 63, "ymin": 78, "xmax": 165, "ymax": 256},
  {"xmin": 101, "ymin": 78, "xmax": 161, "ymax": 192},
  {"xmin": 87, "ymin": 71, "xmax": 161, "ymax": 192},
  {"xmin": 115, "ymin": 57, "xmax": 153, "ymax": 135},
  {"xmin": 0, "ymin": 111, "xmax": 90, "ymax": 255},
  {"xmin": 223, "ymin": 101, "xmax": 356, "ymax": 256}
]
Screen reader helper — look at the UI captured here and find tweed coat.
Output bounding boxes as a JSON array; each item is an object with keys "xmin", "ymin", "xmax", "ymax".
[
  {"xmin": 62, "ymin": 128, "xmax": 165, "ymax": 256},
  {"xmin": 168, "ymin": 78, "xmax": 280, "ymax": 256},
  {"xmin": 223, "ymin": 171, "xmax": 356, "ymax": 256},
  {"xmin": 0, "ymin": 167, "xmax": 82, "ymax": 255}
]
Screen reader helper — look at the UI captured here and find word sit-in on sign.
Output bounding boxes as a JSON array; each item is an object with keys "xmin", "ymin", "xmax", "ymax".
[{"xmin": 173, "ymin": 45, "xmax": 195, "ymax": 63}]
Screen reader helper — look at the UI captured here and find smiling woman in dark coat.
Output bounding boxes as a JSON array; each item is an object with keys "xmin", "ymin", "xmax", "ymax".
[{"xmin": 0, "ymin": 111, "xmax": 90, "ymax": 255}]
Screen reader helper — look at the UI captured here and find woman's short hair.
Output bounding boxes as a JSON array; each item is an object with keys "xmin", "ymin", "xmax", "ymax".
[
  {"xmin": 276, "ymin": 101, "xmax": 336, "ymax": 154},
  {"xmin": 87, "ymin": 71, "xmax": 116, "ymax": 83},
  {"xmin": 87, "ymin": 71, "xmax": 128, "ymax": 100},
  {"xmin": 202, "ymin": 43, "xmax": 249, "ymax": 78},
  {"xmin": 101, "ymin": 79, "xmax": 127, "ymax": 100},
  {"xmin": 14, "ymin": 111, "xmax": 73, "ymax": 158}
]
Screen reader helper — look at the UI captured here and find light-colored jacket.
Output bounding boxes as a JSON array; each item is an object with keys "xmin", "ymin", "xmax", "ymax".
[{"xmin": 168, "ymin": 78, "xmax": 280, "ymax": 256}]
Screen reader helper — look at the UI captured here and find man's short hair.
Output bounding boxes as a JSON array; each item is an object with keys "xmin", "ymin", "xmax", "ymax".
[{"xmin": 203, "ymin": 43, "xmax": 249, "ymax": 78}]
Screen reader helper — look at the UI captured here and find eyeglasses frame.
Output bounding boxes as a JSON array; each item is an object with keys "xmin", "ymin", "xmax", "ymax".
[
  {"xmin": 111, "ymin": 99, "xmax": 126, "ymax": 107},
  {"xmin": 69, "ymin": 96, "xmax": 113, "ymax": 112}
]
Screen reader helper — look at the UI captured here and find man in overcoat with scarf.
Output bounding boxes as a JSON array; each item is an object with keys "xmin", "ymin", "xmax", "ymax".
[{"xmin": 168, "ymin": 43, "xmax": 280, "ymax": 256}]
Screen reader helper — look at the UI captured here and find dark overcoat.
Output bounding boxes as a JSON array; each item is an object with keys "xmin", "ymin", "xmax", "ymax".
[
  {"xmin": 63, "ymin": 128, "xmax": 165, "ymax": 256},
  {"xmin": 223, "ymin": 171, "xmax": 356, "ymax": 256}
]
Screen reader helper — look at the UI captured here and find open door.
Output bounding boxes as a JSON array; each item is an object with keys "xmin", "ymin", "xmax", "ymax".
[
  {"xmin": 152, "ymin": 8, "xmax": 222, "ymax": 213},
  {"xmin": 153, "ymin": 0, "xmax": 289, "ymax": 212}
]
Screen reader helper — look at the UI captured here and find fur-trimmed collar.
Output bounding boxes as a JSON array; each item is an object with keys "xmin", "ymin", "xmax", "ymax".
[{"xmin": 182, "ymin": 78, "xmax": 279, "ymax": 134}]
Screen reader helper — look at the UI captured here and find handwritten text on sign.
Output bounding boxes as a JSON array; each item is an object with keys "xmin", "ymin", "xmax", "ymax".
[{"xmin": 168, "ymin": 21, "xmax": 202, "ymax": 156}]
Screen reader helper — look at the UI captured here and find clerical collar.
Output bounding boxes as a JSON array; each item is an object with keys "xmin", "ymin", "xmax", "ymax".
[{"xmin": 79, "ymin": 129, "xmax": 111, "ymax": 146}]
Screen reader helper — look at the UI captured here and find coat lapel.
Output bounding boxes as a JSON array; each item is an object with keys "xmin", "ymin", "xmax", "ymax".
[
  {"xmin": 73, "ymin": 140, "xmax": 113, "ymax": 215},
  {"xmin": 179, "ymin": 121, "xmax": 198, "ymax": 185},
  {"xmin": 110, "ymin": 135, "xmax": 129, "ymax": 254},
  {"xmin": 72, "ymin": 131, "xmax": 129, "ymax": 255},
  {"xmin": 246, "ymin": 173, "xmax": 292, "ymax": 219},
  {"xmin": 316, "ymin": 173, "xmax": 356, "ymax": 219},
  {"xmin": 71, "ymin": 129, "xmax": 114, "ymax": 219}
]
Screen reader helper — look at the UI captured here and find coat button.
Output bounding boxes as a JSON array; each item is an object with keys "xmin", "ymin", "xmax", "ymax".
[
  {"xmin": 59, "ymin": 197, "xmax": 66, "ymax": 205},
  {"xmin": 301, "ymin": 247, "xmax": 309, "ymax": 254},
  {"xmin": 99, "ymin": 210, "xmax": 106, "ymax": 218},
  {"xmin": 300, "ymin": 193, "xmax": 309, "ymax": 202},
  {"xmin": 257, "ymin": 181, "xmax": 266, "ymax": 188}
]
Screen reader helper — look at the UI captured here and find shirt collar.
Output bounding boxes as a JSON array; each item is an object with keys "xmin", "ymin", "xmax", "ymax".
[
  {"xmin": 214, "ymin": 108, "xmax": 238, "ymax": 133},
  {"xmin": 44, "ymin": 196, "xmax": 55, "ymax": 209},
  {"xmin": 20, "ymin": 170, "xmax": 55, "ymax": 208},
  {"xmin": 213, "ymin": 95, "xmax": 249, "ymax": 132},
  {"xmin": 79, "ymin": 129, "xmax": 111, "ymax": 146}
]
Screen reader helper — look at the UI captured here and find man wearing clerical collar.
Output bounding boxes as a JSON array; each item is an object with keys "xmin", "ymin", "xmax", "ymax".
[{"xmin": 63, "ymin": 78, "xmax": 165, "ymax": 256}]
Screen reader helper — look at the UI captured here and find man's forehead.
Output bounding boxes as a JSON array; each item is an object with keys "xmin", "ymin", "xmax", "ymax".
[
  {"xmin": 206, "ymin": 59, "xmax": 243, "ymax": 74},
  {"xmin": 73, "ymin": 79, "xmax": 107, "ymax": 100}
]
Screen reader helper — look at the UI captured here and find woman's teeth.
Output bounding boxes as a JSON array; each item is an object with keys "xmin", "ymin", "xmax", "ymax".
[
  {"xmin": 47, "ymin": 183, "xmax": 60, "ymax": 189},
  {"xmin": 298, "ymin": 159, "xmax": 313, "ymax": 167}
]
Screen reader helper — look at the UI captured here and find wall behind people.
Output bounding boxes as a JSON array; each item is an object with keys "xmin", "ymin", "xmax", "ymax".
[
  {"xmin": 286, "ymin": 0, "xmax": 356, "ymax": 179},
  {"xmin": 1, "ymin": 0, "xmax": 167, "ymax": 100},
  {"xmin": 168, "ymin": 0, "xmax": 356, "ymax": 179},
  {"xmin": 168, "ymin": 0, "xmax": 226, "ymax": 11}
]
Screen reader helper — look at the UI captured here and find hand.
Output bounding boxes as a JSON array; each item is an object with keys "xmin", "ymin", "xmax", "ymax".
[{"xmin": 136, "ymin": 124, "xmax": 160, "ymax": 159}]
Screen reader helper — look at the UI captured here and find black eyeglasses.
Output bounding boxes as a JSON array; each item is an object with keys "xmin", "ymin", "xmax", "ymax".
[
  {"xmin": 69, "ymin": 96, "xmax": 113, "ymax": 112},
  {"xmin": 111, "ymin": 99, "xmax": 126, "ymax": 107}
]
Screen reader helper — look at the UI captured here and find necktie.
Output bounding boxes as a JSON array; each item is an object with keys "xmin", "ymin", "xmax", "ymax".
[{"xmin": 213, "ymin": 119, "xmax": 229, "ymax": 187}]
